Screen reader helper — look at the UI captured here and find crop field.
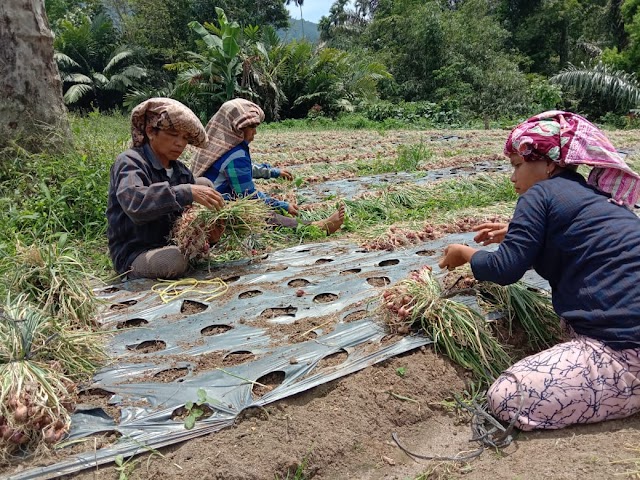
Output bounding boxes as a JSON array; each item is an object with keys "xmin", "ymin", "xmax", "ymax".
[{"xmin": 3, "ymin": 119, "xmax": 640, "ymax": 480}]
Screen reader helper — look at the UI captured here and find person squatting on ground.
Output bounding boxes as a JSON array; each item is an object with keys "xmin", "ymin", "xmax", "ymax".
[
  {"xmin": 190, "ymin": 98, "xmax": 345, "ymax": 234},
  {"xmin": 107, "ymin": 98, "xmax": 225, "ymax": 280},
  {"xmin": 438, "ymin": 110, "xmax": 640, "ymax": 431}
]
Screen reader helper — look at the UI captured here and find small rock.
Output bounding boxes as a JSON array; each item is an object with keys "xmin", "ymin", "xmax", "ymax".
[{"xmin": 381, "ymin": 455, "xmax": 396, "ymax": 466}]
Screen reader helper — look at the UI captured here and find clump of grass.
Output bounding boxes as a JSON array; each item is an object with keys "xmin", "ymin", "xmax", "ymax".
[
  {"xmin": 2, "ymin": 238, "xmax": 99, "ymax": 327},
  {"xmin": 0, "ymin": 295, "xmax": 105, "ymax": 458},
  {"xmin": 355, "ymin": 143, "xmax": 432, "ymax": 174},
  {"xmin": 381, "ymin": 267, "xmax": 512, "ymax": 384},
  {"xmin": 171, "ymin": 198, "xmax": 272, "ymax": 261}
]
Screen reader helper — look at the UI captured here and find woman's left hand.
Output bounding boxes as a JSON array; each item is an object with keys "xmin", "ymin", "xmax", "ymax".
[
  {"xmin": 438, "ymin": 244, "xmax": 478, "ymax": 270},
  {"xmin": 279, "ymin": 169, "xmax": 294, "ymax": 181}
]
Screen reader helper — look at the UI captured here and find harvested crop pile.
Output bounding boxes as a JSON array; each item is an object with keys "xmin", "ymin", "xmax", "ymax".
[
  {"xmin": 171, "ymin": 198, "xmax": 272, "ymax": 261},
  {"xmin": 380, "ymin": 267, "xmax": 561, "ymax": 385},
  {"xmin": 0, "ymin": 296, "xmax": 105, "ymax": 458}
]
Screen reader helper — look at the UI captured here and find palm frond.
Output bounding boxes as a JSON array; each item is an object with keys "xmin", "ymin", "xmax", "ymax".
[
  {"xmin": 63, "ymin": 83, "xmax": 93, "ymax": 104},
  {"xmin": 92, "ymin": 72, "xmax": 108, "ymax": 86},
  {"xmin": 550, "ymin": 62, "xmax": 640, "ymax": 109},
  {"xmin": 118, "ymin": 65, "xmax": 147, "ymax": 80},
  {"xmin": 103, "ymin": 49, "xmax": 134, "ymax": 72},
  {"xmin": 61, "ymin": 73, "xmax": 92, "ymax": 84},
  {"xmin": 54, "ymin": 52, "xmax": 81, "ymax": 70}
]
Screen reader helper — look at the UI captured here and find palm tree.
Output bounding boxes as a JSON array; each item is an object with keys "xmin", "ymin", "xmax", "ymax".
[
  {"xmin": 286, "ymin": 0, "xmax": 305, "ymax": 39},
  {"xmin": 550, "ymin": 62, "xmax": 640, "ymax": 111},
  {"xmin": 53, "ymin": 13, "xmax": 148, "ymax": 109},
  {"xmin": 55, "ymin": 47, "xmax": 148, "ymax": 107},
  {"xmin": 241, "ymin": 26, "xmax": 289, "ymax": 121}
]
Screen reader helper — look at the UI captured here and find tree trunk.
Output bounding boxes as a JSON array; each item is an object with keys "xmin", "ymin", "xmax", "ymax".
[{"xmin": 0, "ymin": 0, "xmax": 71, "ymax": 153}]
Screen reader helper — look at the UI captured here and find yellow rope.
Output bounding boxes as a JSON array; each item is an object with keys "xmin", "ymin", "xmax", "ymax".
[{"xmin": 151, "ymin": 278, "xmax": 228, "ymax": 303}]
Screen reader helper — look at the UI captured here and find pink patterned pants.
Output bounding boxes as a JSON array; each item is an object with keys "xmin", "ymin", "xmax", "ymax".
[{"xmin": 487, "ymin": 335, "xmax": 640, "ymax": 430}]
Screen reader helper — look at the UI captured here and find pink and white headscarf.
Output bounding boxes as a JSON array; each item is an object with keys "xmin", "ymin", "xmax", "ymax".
[{"xmin": 505, "ymin": 110, "xmax": 640, "ymax": 207}]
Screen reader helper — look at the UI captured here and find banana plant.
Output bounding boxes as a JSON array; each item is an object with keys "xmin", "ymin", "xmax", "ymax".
[{"xmin": 169, "ymin": 8, "xmax": 244, "ymax": 107}]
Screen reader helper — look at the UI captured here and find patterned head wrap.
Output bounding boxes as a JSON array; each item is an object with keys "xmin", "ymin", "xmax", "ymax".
[
  {"xmin": 505, "ymin": 110, "xmax": 640, "ymax": 207},
  {"xmin": 130, "ymin": 97, "xmax": 207, "ymax": 148},
  {"xmin": 191, "ymin": 98, "xmax": 265, "ymax": 177}
]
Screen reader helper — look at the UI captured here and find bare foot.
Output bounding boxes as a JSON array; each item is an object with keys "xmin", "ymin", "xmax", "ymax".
[{"xmin": 312, "ymin": 203, "xmax": 345, "ymax": 235}]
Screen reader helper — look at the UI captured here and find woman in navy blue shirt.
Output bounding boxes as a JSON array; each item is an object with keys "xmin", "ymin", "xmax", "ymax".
[{"xmin": 439, "ymin": 111, "xmax": 640, "ymax": 430}]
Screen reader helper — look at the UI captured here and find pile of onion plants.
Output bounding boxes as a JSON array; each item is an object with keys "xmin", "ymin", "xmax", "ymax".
[
  {"xmin": 477, "ymin": 281, "xmax": 562, "ymax": 351},
  {"xmin": 4, "ymin": 239, "xmax": 99, "ymax": 328},
  {"xmin": 381, "ymin": 267, "xmax": 562, "ymax": 385},
  {"xmin": 171, "ymin": 197, "xmax": 271, "ymax": 262},
  {"xmin": 381, "ymin": 266, "xmax": 512, "ymax": 384},
  {"xmin": 0, "ymin": 295, "xmax": 105, "ymax": 458}
]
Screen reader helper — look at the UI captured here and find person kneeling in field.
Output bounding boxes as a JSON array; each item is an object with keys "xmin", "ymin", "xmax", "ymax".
[
  {"xmin": 438, "ymin": 110, "xmax": 640, "ymax": 430},
  {"xmin": 190, "ymin": 98, "xmax": 344, "ymax": 234},
  {"xmin": 107, "ymin": 98, "xmax": 225, "ymax": 279}
]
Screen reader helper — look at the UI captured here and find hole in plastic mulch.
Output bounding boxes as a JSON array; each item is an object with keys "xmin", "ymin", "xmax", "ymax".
[
  {"xmin": 201, "ymin": 324, "xmax": 233, "ymax": 336},
  {"xmin": 116, "ymin": 318, "xmax": 149, "ymax": 329},
  {"xmin": 378, "ymin": 259, "xmax": 399, "ymax": 266},
  {"xmin": 238, "ymin": 290, "xmax": 263, "ymax": 299},
  {"xmin": 181, "ymin": 300, "xmax": 208, "ymax": 314},
  {"xmin": 313, "ymin": 293, "xmax": 339, "ymax": 304},
  {"xmin": 252, "ymin": 371, "xmax": 286, "ymax": 398},
  {"xmin": 367, "ymin": 277, "xmax": 391, "ymax": 287},
  {"xmin": 126, "ymin": 340, "xmax": 166, "ymax": 353}
]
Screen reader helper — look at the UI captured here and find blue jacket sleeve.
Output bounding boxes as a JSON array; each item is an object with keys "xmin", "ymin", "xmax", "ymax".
[
  {"xmin": 471, "ymin": 187, "xmax": 548, "ymax": 285},
  {"xmin": 226, "ymin": 154, "xmax": 289, "ymax": 210},
  {"xmin": 252, "ymin": 163, "xmax": 281, "ymax": 179}
]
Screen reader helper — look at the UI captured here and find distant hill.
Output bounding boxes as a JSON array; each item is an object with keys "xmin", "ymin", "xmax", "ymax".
[{"xmin": 277, "ymin": 18, "xmax": 320, "ymax": 43}]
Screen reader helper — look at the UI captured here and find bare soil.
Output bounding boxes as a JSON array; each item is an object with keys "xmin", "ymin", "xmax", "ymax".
[{"xmin": 4, "ymin": 345, "xmax": 640, "ymax": 480}]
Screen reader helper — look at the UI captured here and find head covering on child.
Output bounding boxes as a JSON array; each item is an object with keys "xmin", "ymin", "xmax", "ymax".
[
  {"xmin": 191, "ymin": 99, "xmax": 265, "ymax": 177},
  {"xmin": 130, "ymin": 97, "xmax": 207, "ymax": 148},
  {"xmin": 504, "ymin": 110, "xmax": 640, "ymax": 207}
]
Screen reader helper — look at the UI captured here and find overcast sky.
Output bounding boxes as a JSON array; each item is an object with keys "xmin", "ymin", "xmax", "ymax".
[{"xmin": 285, "ymin": 0, "xmax": 337, "ymax": 24}]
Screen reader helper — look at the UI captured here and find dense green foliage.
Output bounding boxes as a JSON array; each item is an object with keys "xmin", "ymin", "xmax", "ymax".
[{"xmin": 44, "ymin": 0, "xmax": 640, "ymax": 122}]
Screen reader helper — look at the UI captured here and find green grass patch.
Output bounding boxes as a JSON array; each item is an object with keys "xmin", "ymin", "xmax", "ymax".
[{"xmin": 355, "ymin": 143, "xmax": 433, "ymax": 175}]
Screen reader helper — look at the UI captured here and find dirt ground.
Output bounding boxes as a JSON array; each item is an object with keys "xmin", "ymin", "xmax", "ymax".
[
  {"xmin": 6, "ymin": 347, "xmax": 640, "ymax": 480},
  {"xmin": 39, "ymin": 347, "xmax": 640, "ymax": 480}
]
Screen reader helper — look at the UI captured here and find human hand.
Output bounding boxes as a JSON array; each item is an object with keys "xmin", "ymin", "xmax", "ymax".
[
  {"xmin": 472, "ymin": 222, "xmax": 508, "ymax": 245},
  {"xmin": 279, "ymin": 169, "xmax": 294, "ymax": 181},
  {"xmin": 438, "ymin": 244, "xmax": 477, "ymax": 271},
  {"xmin": 191, "ymin": 185, "xmax": 224, "ymax": 211},
  {"xmin": 287, "ymin": 203, "xmax": 299, "ymax": 216}
]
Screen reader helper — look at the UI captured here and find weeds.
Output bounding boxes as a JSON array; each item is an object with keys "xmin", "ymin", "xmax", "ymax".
[
  {"xmin": 276, "ymin": 454, "xmax": 310, "ymax": 480},
  {"xmin": 183, "ymin": 388, "xmax": 221, "ymax": 430},
  {"xmin": 356, "ymin": 143, "xmax": 433, "ymax": 174}
]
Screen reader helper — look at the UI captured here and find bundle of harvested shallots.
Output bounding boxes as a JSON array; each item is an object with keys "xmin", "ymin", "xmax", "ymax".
[{"xmin": 171, "ymin": 198, "xmax": 271, "ymax": 261}]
